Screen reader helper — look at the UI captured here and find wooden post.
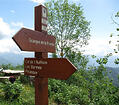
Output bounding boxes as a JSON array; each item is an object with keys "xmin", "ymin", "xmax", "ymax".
[
  {"xmin": 12, "ymin": 4, "xmax": 77, "ymax": 105},
  {"xmin": 34, "ymin": 5, "xmax": 48, "ymax": 105}
]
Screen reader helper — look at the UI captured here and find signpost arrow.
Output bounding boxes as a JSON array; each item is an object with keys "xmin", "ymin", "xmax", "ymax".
[
  {"xmin": 12, "ymin": 28, "xmax": 55, "ymax": 53},
  {"xmin": 24, "ymin": 58, "xmax": 77, "ymax": 80}
]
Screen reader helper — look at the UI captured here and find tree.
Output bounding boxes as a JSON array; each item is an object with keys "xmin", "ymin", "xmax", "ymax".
[
  {"xmin": 109, "ymin": 11, "xmax": 119, "ymax": 64},
  {"xmin": 112, "ymin": 11, "xmax": 119, "ymax": 27},
  {"xmin": 45, "ymin": 0, "xmax": 90, "ymax": 57}
]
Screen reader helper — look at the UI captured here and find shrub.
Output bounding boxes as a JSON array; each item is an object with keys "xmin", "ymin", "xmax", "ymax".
[
  {"xmin": 19, "ymin": 75, "xmax": 30, "ymax": 84},
  {"xmin": 2, "ymin": 80, "xmax": 23, "ymax": 102}
]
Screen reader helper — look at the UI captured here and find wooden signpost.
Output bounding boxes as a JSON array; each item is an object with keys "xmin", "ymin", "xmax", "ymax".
[
  {"xmin": 12, "ymin": 4, "xmax": 77, "ymax": 105},
  {"xmin": 12, "ymin": 28, "xmax": 55, "ymax": 53},
  {"xmin": 24, "ymin": 58, "xmax": 76, "ymax": 80}
]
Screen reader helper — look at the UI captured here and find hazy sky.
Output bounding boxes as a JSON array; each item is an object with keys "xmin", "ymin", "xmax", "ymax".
[
  {"xmin": 0, "ymin": 0, "xmax": 119, "ymax": 56},
  {"xmin": 79, "ymin": 0, "xmax": 119, "ymax": 56}
]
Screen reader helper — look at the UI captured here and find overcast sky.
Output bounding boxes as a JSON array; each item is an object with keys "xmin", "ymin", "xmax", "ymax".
[{"xmin": 0, "ymin": 0, "xmax": 119, "ymax": 56}]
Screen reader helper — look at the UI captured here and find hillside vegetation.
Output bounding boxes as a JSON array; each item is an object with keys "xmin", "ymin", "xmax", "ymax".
[
  {"xmin": 0, "ymin": 54, "xmax": 119, "ymax": 105},
  {"xmin": 0, "ymin": 0, "xmax": 119, "ymax": 104}
]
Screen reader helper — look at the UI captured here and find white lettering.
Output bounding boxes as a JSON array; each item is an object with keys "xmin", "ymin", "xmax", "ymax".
[
  {"xmin": 25, "ymin": 70, "xmax": 37, "ymax": 75},
  {"xmin": 36, "ymin": 60, "xmax": 47, "ymax": 64},
  {"xmin": 42, "ymin": 18, "xmax": 47, "ymax": 25},
  {"xmin": 26, "ymin": 65, "xmax": 30, "ymax": 69},
  {"xmin": 25, "ymin": 59, "xmax": 48, "ymax": 65},
  {"xmin": 31, "ymin": 65, "xmax": 42, "ymax": 70},
  {"xmin": 30, "ymin": 61, "xmax": 33, "ymax": 64},
  {"xmin": 42, "ymin": 7, "xmax": 47, "ymax": 18},
  {"xmin": 29, "ymin": 38, "xmax": 55, "ymax": 47}
]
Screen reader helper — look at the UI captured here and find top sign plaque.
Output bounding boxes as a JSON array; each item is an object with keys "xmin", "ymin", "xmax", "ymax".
[{"xmin": 35, "ymin": 5, "xmax": 48, "ymax": 32}]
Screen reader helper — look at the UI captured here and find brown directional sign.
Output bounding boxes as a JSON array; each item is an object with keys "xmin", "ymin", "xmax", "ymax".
[
  {"xmin": 12, "ymin": 28, "xmax": 55, "ymax": 53},
  {"xmin": 24, "ymin": 58, "xmax": 77, "ymax": 80}
]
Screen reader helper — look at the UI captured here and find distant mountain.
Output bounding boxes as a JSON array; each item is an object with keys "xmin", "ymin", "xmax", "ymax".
[
  {"xmin": 88, "ymin": 55, "xmax": 119, "ymax": 67},
  {"xmin": 0, "ymin": 57, "xmax": 9, "ymax": 64},
  {"xmin": 0, "ymin": 52, "xmax": 33, "ymax": 66},
  {"xmin": 106, "ymin": 67, "xmax": 119, "ymax": 87},
  {"xmin": 87, "ymin": 55, "xmax": 119, "ymax": 86}
]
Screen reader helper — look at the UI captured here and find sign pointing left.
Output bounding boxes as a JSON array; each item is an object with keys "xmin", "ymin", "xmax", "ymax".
[{"xmin": 12, "ymin": 28, "xmax": 56, "ymax": 53}]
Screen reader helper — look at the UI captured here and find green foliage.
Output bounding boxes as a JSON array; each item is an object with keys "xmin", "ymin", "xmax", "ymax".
[
  {"xmin": 115, "ymin": 11, "xmax": 119, "ymax": 17},
  {"xmin": 48, "ymin": 52, "xmax": 119, "ymax": 104},
  {"xmin": 2, "ymin": 80, "xmax": 23, "ymax": 102},
  {"xmin": 52, "ymin": 53, "xmax": 58, "ymax": 58},
  {"xmin": 96, "ymin": 54, "xmax": 112, "ymax": 65},
  {"xmin": 114, "ymin": 58, "xmax": 119, "ymax": 64},
  {"xmin": 48, "ymin": 78, "xmax": 90, "ymax": 105},
  {"xmin": 14, "ymin": 64, "xmax": 24, "ymax": 70},
  {"xmin": 19, "ymin": 75, "xmax": 30, "ymax": 84},
  {"xmin": 45, "ymin": 0, "xmax": 90, "ymax": 57},
  {"xmin": 19, "ymin": 85, "xmax": 35, "ymax": 105},
  {"xmin": 0, "ymin": 82, "xmax": 35, "ymax": 105},
  {"xmin": 109, "ymin": 11, "xmax": 119, "ymax": 55},
  {"xmin": 1, "ymin": 64, "xmax": 14, "ymax": 70},
  {"xmin": 65, "ymin": 48, "xmax": 87, "ymax": 67},
  {"xmin": 1, "ymin": 64, "xmax": 23, "ymax": 70},
  {"xmin": 117, "ymin": 28, "xmax": 119, "ymax": 31},
  {"xmin": 0, "ymin": 56, "xmax": 119, "ymax": 104}
]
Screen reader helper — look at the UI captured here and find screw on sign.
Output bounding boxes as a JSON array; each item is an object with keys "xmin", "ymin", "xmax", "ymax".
[{"xmin": 12, "ymin": 4, "xmax": 77, "ymax": 105}]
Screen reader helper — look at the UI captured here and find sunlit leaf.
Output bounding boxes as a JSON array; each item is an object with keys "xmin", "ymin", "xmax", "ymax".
[
  {"xmin": 109, "ymin": 40, "xmax": 111, "ymax": 44},
  {"xmin": 117, "ymin": 28, "xmax": 119, "ymax": 31},
  {"xmin": 110, "ymin": 34, "xmax": 113, "ymax": 37},
  {"xmin": 114, "ymin": 49, "xmax": 118, "ymax": 53}
]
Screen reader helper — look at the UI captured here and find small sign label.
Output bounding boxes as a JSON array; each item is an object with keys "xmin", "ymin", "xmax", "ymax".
[
  {"xmin": 42, "ymin": 25, "xmax": 47, "ymax": 31},
  {"xmin": 42, "ymin": 18, "xmax": 47, "ymax": 25},
  {"xmin": 42, "ymin": 7, "xmax": 47, "ymax": 18}
]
